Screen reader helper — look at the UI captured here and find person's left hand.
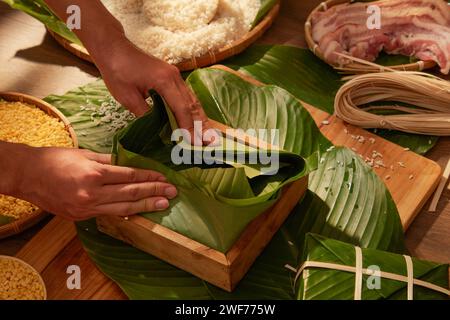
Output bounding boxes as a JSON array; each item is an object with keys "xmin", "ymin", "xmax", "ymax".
[{"xmin": 94, "ymin": 36, "xmax": 210, "ymax": 143}]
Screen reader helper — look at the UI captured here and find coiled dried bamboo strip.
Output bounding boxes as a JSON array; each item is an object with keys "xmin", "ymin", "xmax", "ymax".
[{"xmin": 334, "ymin": 71, "xmax": 450, "ymax": 136}]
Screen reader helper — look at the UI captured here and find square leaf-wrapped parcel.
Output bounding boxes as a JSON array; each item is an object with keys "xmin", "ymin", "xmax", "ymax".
[{"xmin": 290, "ymin": 234, "xmax": 449, "ymax": 300}]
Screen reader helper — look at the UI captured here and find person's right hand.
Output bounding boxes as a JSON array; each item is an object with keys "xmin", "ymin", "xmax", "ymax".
[{"xmin": 16, "ymin": 147, "xmax": 177, "ymax": 221}]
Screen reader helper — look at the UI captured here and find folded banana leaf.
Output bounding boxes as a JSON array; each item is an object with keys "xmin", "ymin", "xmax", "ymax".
[
  {"xmin": 112, "ymin": 91, "xmax": 307, "ymax": 252},
  {"xmin": 3, "ymin": 0, "xmax": 277, "ymax": 48},
  {"xmin": 224, "ymin": 45, "xmax": 439, "ymax": 154},
  {"xmin": 295, "ymin": 234, "xmax": 449, "ymax": 300},
  {"xmin": 187, "ymin": 68, "xmax": 332, "ymax": 169}
]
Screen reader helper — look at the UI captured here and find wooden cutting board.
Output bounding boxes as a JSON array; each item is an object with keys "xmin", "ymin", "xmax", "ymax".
[{"xmin": 15, "ymin": 68, "xmax": 442, "ymax": 299}]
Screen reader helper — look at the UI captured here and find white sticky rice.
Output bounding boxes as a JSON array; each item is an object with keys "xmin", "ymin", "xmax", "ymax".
[{"xmin": 101, "ymin": 0, "xmax": 261, "ymax": 64}]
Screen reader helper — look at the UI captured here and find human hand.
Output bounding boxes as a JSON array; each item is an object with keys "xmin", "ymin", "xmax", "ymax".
[
  {"xmin": 94, "ymin": 36, "xmax": 210, "ymax": 142},
  {"xmin": 15, "ymin": 147, "xmax": 177, "ymax": 221}
]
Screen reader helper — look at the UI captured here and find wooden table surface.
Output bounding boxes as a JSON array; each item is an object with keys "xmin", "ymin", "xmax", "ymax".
[{"xmin": 0, "ymin": 0, "xmax": 449, "ymax": 266}]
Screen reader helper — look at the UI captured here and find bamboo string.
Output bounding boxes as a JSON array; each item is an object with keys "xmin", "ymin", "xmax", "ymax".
[
  {"xmin": 354, "ymin": 246, "xmax": 363, "ymax": 300},
  {"xmin": 429, "ymin": 158, "xmax": 450, "ymax": 212},
  {"xmin": 404, "ymin": 255, "xmax": 414, "ymax": 300},
  {"xmin": 335, "ymin": 52, "xmax": 397, "ymax": 73},
  {"xmin": 418, "ymin": 61, "xmax": 425, "ymax": 71},
  {"xmin": 285, "ymin": 255, "xmax": 450, "ymax": 298},
  {"xmin": 334, "ymin": 59, "xmax": 450, "ymax": 136},
  {"xmin": 320, "ymin": 2, "xmax": 328, "ymax": 11}
]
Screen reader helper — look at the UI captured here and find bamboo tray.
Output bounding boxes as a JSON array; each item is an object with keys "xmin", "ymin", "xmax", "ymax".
[
  {"xmin": 0, "ymin": 92, "xmax": 78, "ymax": 239},
  {"xmin": 304, "ymin": 0, "xmax": 437, "ymax": 73},
  {"xmin": 47, "ymin": 1, "xmax": 281, "ymax": 71}
]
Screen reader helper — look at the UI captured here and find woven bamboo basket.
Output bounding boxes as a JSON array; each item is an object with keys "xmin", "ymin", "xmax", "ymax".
[
  {"xmin": 47, "ymin": 1, "xmax": 281, "ymax": 71},
  {"xmin": 305, "ymin": 0, "xmax": 437, "ymax": 74},
  {"xmin": 0, "ymin": 255, "xmax": 47, "ymax": 300},
  {"xmin": 0, "ymin": 92, "xmax": 78, "ymax": 240}
]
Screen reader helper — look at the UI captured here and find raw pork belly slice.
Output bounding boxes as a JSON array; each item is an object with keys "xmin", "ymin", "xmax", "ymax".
[{"xmin": 311, "ymin": 0, "xmax": 450, "ymax": 74}]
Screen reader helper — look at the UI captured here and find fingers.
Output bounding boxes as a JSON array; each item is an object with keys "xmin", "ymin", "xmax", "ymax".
[
  {"xmin": 98, "ymin": 164, "xmax": 167, "ymax": 184},
  {"xmin": 178, "ymin": 80, "xmax": 208, "ymax": 123},
  {"xmin": 118, "ymin": 87, "xmax": 150, "ymax": 117},
  {"xmin": 160, "ymin": 82, "xmax": 194, "ymax": 127},
  {"xmin": 182, "ymin": 84, "xmax": 216, "ymax": 145},
  {"xmin": 99, "ymin": 181, "xmax": 177, "ymax": 203},
  {"xmin": 77, "ymin": 181, "xmax": 176, "ymax": 219},
  {"xmin": 95, "ymin": 197, "xmax": 171, "ymax": 216},
  {"xmin": 172, "ymin": 80, "xmax": 205, "ymax": 127},
  {"xmin": 156, "ymin": 72, "xmax": 212, "ymax": 146}
]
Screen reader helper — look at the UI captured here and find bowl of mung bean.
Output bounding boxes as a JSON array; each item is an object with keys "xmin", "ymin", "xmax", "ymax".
[{"xmin": 0, "ymin": 255, "xmax": 46, "ymax": 300}]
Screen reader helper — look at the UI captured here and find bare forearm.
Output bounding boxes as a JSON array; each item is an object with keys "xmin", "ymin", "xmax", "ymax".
[
  {"xmin": 44, "ymin": 0, "xmax": 126, "ymax": 64},
  {"xmin": 0, "ymin": 141, "xmax": 30, "ymax": 197}
]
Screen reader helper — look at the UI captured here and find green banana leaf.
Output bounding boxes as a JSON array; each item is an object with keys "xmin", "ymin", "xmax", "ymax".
[
  {"xmin": 296, "ymin": 233, "xmax": 449, "ymax": 300},
  {"xmin": 112, "ymin": 91, "xmax": 307, "ymax": 252},
  {"xmin": 3, "ymin": 0, "xmax": 277, "ymax": 49},
  {"xmin": 45, "ymin": 80, "xmax": 135, "ymax": 154},
  {"xmin": 0, "ymin": 215, "xmax": 15, "ymax": 227},
  {"xmin": 224, "ymin": 45, "xmax": 439, "ymax": 154},
  {"xmin": 225, "ymin": 45, "xmax": 341, "ymax": 115},
  {"xmin": 375, "ymin": 51, "xmax": 418, "ymax": 66},
  {"xmin": 77, "ymin": 147, "xmax": 405, "ymax": 299},
  {"xmin": 370, "ymin": 129, "xmax": 438, "ymax": 155},
  {"xmin": 2, "ymin": 0, "xmax": 82, "ymax": 45},
  {"xmin": 295, "ymin": 147, "xmax": 405, "ymax": 253},
  {"xmin": 252, "ymin": 0, "xmax": 278, "ymax": 27}
]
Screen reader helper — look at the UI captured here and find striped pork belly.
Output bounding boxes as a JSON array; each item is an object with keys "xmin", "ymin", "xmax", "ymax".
[{"xmin": 311, "ymin": 0, "xmax": 450, "ymax": 74}]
